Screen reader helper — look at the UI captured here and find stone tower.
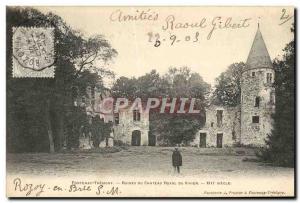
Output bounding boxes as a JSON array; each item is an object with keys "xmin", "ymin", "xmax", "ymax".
[{"xmin": 240, "ymin": 25, "xmax": 275, "ymax": 146}]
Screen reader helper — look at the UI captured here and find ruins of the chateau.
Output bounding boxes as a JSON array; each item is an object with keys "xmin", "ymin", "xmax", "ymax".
[
  {"xmin": 82, "ymin": 26, "xmax": 275, "ymax": 148},
  {"xmin": 192, "ymin": 26, "xmax": 275, "ymax": 147}
]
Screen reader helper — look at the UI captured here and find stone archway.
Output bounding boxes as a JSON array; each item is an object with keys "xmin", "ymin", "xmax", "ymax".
[{"xmin": 131, "ymin": 130, "xmax": 141, "ymax": 146}]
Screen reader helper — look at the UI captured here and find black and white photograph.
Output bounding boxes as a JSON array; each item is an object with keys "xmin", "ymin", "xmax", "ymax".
[{"xmin": 6, "ymin": 6, "xmax": 295, "ymax": 198}]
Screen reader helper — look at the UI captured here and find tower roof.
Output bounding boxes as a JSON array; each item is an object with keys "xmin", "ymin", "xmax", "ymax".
[{"xmin": 245, "ymin": 25, "xmax": 273, "ymax": 72}]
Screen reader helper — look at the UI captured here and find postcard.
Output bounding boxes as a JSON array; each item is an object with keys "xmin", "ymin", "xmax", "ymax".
[{"xmin": 6, "ymin": 6, "xmax": 295, "ymax": 198}]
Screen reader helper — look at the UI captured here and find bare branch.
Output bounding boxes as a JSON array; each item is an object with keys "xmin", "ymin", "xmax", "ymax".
[{"xmin": 74, "ymin": 51, "xmax": 98, "ymax": 79}]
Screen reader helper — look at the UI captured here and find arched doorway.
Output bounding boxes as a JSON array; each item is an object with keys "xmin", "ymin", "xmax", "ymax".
[{"xmin": 131, "ymin": 130, "xmax": 141, "ymax": 146}]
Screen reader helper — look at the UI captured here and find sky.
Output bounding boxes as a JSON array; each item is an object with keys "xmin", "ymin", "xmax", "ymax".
[{"xmin": 37, "ymin": 6, "xmax": 294, "ymax": 85}]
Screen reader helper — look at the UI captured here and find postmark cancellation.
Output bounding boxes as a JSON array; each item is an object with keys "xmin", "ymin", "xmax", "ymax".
[{"xmin": 12, "ymin": 27, "xmax": 55, "ymax": 78}]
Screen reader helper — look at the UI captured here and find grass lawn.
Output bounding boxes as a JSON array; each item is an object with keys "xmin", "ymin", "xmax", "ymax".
[{"xmin": 7, "ymin": 146, "xmax": 294, "ymax": 178}]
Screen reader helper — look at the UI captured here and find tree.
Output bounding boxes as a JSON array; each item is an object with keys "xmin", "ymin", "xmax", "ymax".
[
  {"xmin": 258, "ymin": 26, "xmax": 295, "ymax": 167},
  {"xmin": 65, "ymin": 106, "xmax": 87, "ymax": 149},
  {"xmin": 212, "ymin": 62, "xmax": 244, "ymax": 106},
  {"xmin": 165, "ymin": 67, "xmax": 210, "ymax": 100},
  {"xmin": 151, "ymin": 67, "xmax": 209, "ymax": 145},
  {"xmin": 6, "ymin": 7, "xmax": 117, "ymax": 152},
  {"xmin": 111, "ymin": 67, "xmax": 210, "ymax": 145},
  {"xmin": 136, "ymin": 70, "xmax": 170, "ymax": 99},
  {"xmin": 111, "ymin": 70, "xmax": 170, "ymax": 101},
  {"xmin": 111, "ymin": 76, "xmax": 138, "ymax": 99},
  {"xmin": 91, "ymin": 116, "xmax": 104, "ymax": 148},
  {"xmin": 168, "ymin": 115, "xmax": 201, "ymax": 145}
]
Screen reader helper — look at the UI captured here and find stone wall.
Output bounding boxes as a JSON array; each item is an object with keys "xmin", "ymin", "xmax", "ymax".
[
  {"xmin": 240, "ymin": 68, "xmax": 275, "ymax": 146},
  {"xmin": 190, "ymin": 105, "xmax": 241, "ymax": 147},
  {"xmin": 113, "ymin": 108, "xmax": 149, "ymax": 146}
]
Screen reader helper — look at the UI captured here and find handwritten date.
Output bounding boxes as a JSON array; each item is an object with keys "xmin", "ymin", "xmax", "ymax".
[{"xmin": 147, "ymin": 32, "xmax": 201, "ymax": 47}]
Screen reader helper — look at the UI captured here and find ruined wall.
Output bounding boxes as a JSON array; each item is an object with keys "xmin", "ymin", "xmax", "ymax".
[
  {"xmin": 240, "ymin": 68, "xmax": 275, "ymax": 146},
  {"xmin": 93, "ymin": 88, "xmax": 114, "ymax": 122},
  {"xmin": 78, "ymin": 87, "xmax": 114, "ymax": 148},
  {"xmin": 113, "ymin": 108, "xmax": 149, "ymax": 146},
  {"xmin": 83, "ymin": 87, "xmax": 150, "ymax": 146},
  {"xmin": 190, "ymin": 105, "xmax": 241, "ymax": 147}
]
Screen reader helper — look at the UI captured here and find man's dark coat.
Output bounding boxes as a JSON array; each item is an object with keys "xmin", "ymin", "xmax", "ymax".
[{"xmin": 172, "ymin": 150, "xmax": 182, "ymax": 166}]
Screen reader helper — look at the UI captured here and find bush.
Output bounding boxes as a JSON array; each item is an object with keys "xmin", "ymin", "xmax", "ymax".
[{"xmin": 113, "ymin": 139, "xmax": 129, "ymax": 147}]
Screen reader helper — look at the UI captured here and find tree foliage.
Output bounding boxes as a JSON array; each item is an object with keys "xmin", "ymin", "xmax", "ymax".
[
  {"xmin": 111, "ymin": 67, "xmax": 210, "ymax": 145},
  {"xmin": 212, "ymin": 62, "xmax": 244, "ymax": 106},
  {"xmin": 7, "ymin": 7, "xmax": 117, "ymax": 152},
  {"xmin": 258, "ymin": 26, "xmax": 295, "ymax": 167}
]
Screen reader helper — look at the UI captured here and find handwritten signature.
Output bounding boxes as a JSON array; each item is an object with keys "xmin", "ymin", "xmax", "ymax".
[{"xmin": 162, "ymin": 15, "xmax": 251, "ymax": 40}]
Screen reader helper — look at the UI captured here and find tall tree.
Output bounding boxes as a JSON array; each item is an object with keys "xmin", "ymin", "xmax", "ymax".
[
  {"xmin": 259, "ymin": 26, "xmax": 295, "ymax": 167},
  {"xmin": 6, "ymin": 7, "xmax": 117, "ymax": 152},
  {"xmin": 152, "ymin": 67, "xmax": 209, "ymax": 145}
]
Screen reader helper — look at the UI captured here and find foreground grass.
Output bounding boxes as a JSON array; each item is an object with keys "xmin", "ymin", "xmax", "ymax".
[{"xmin": 7, "ymin": 147, "xmax": 293, "ymax": 178}]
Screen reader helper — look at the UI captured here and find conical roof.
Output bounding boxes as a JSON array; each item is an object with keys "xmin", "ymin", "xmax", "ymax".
[{"xmin": 245, "ymin": 25, "xmax": 273, "ymax": 72}]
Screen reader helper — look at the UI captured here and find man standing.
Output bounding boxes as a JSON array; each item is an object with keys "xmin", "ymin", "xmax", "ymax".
[{"xmin": 172, "ymin": 147, "xmax": 182, "ymax": 174}]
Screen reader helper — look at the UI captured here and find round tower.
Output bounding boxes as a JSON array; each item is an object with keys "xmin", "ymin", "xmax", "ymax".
[{"xmin": 240, "ymin": 25, "xmax": 275, "ymax": 146}]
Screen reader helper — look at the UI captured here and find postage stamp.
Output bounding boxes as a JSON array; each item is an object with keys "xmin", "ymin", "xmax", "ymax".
[{"xmin": 12, "ymin": 27, "xmax": 55, "ymax": 78}]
